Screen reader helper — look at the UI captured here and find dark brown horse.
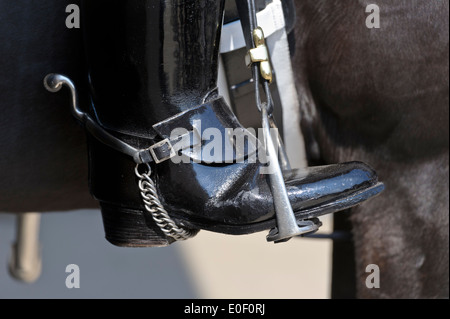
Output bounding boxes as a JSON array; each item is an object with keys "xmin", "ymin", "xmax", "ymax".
[
  {"xmin": 0, "ymin": 0, "xmax": 448, "ymax": 298},
  {"xmin": 293, "ymin": 0, "xmax": 449, "ymax": 298}
]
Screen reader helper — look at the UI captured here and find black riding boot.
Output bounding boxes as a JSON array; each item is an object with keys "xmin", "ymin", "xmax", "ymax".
[{"xmin": 48, "ymin": 0, "xmax": 384, "ymax": 246}]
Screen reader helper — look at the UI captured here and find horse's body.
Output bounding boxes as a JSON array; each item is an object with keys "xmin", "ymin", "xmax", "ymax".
[
  {"xmin": 0, "ymin": 0, "xmax": 448, "ymax": 298},
  {"xmin": 293, "ymin": 0, "xmax": 449, "ymax": 298}
]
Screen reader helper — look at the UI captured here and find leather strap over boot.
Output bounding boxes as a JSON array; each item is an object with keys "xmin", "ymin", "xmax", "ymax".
[{"xmin": 44, "ymin": 74, "xmax": 256, "ymax": 166}]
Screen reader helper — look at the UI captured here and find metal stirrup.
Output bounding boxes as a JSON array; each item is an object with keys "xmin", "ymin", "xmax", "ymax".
[{"xmin": 237, "ymin": 0, "xmax": 320, "ymax": 242}]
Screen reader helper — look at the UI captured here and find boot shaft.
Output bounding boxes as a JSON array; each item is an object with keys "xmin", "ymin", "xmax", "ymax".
[{"xmin": 82, "ymin": 0, "xmax": 225, "ymax": 134}]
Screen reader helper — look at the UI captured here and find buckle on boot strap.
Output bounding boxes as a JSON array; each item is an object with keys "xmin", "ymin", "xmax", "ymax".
[
  {"xmin": 148, "ymin": 139, "xmax": 176, "ymax": 164},
  {"xmin": 138, "ymin": 128, "xmax": 201, "ymax": 164},
  {"xmin": 140, "ymin": 139, "xmax": 176, "ymax": 164}
]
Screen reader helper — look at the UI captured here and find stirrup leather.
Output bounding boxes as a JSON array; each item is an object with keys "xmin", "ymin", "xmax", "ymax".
[{"xmin": 236, "ymin": 0, "xmax": 320, "ymax": 242}]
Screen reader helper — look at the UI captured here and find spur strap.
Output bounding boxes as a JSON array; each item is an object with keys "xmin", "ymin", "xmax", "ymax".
[
  {"xmin": 44, "ymin": 73, "xmax": 258, "ymax": 166},
  {"xmin": 44, "ymin": 74, "xmax": 177, "ymax": 164}
]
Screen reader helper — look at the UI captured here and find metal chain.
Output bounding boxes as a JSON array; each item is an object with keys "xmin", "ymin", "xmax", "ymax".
[{"xmin": 135, "ymin": 164, "xmax": 197, "ymax": 241}]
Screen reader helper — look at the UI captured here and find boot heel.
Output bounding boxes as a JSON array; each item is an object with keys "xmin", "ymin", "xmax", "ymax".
[{"xmin": 100, "ymin": 203, "xmax": 175, "ymax": 247}]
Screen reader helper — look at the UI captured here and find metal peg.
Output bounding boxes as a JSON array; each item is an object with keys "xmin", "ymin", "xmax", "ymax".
[
  {"xmin": 260, "ymin": 103, "xmax": 319, "ymax": 242},
  {"xmin": 9, "ymin": 212, "xmax": 42, "ymax": 283}
]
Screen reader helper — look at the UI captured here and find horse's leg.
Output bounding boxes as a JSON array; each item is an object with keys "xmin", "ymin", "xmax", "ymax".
[
  {"xmin": 351, "ymin": 154, "xmax": 449, "ymax": 298},
  {"xmin": 293, "ymin": 0, "xmax": 449, "ymax": 298}
]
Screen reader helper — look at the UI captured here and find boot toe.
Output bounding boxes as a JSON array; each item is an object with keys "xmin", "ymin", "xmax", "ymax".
[{"xmin": 284, "ymin": 161, "xmax": 383, "ymax": 213}]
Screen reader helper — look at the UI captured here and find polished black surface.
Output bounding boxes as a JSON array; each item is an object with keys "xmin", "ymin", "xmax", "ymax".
[
  {"xmin": 82, "ymin": 0, "xmax": 384, "ymax": 238},
  {"xmin": 82, "ymin": 0, "xmax": 225, "ymax": 135}
]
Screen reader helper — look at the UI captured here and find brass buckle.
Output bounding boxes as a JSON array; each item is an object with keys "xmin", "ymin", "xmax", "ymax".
[{"xmin": 245, "ymin": 27, "xmax": 273, "ymax": 83}]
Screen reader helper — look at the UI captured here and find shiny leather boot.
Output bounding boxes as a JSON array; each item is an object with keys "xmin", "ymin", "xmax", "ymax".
[{"xmin": 47, "ymin": 0, "xmax": 384, "ymax": 246}]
